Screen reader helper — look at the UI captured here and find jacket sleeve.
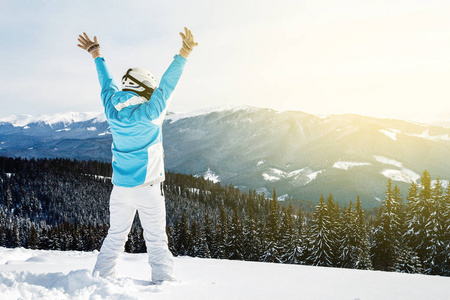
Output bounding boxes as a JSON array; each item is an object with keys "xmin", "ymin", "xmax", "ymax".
[
  {"xmin": 94, "ymin": 57, "xmax": 119, "ymax": 113},
  {"xmin": 145, "ymin": 54, "xmax": 187, "ymax": 122}
]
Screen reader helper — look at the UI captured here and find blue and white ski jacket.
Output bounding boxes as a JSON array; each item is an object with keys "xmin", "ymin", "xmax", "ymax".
[{"xmin": 94, "ymin": 54, "xmax": 186, "ymax": 187}]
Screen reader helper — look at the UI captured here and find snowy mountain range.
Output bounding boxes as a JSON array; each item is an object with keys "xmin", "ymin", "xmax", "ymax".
[{"xmin": 1, "ymin": 105, "xmax": 450, "ymax": 208}]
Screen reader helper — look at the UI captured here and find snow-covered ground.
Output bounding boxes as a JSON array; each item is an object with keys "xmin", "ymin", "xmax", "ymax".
[{"xmin": 0, "ymin": 247, "xmax": 448, "ymax": 300}]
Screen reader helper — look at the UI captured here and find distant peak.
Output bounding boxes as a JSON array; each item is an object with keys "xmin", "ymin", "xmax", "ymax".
[
  {"xmin": 166, "ymin": 104, "xmax": 260, "ymax": 123},
  {"xmin": 0, "ymin": 111, "xmax": 105, "ymax": 127}
]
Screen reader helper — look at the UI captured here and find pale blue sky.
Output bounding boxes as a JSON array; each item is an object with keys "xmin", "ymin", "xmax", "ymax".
[{"xmin": 2, "ymin": 0, "xmax": 450, "ymax": 121}]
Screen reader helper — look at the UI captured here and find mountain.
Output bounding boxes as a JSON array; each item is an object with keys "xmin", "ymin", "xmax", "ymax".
[{"xmin": 1, "ymin": 106, "xmax": 450, "ymax": 207}]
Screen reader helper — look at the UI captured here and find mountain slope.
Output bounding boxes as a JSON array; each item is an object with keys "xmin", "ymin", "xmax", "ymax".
[{"xmin": 1, "ymin": 106, "xmax": 450, "ymax": 207}]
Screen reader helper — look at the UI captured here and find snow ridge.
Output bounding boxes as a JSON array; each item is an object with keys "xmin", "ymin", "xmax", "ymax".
[
  {"xmin": 0, "ymin": 111, "xmax": 105, "ymax": 127},
  {"xmin": 333, "ymin": 161, "xmax": 371, "ymax": 170}
]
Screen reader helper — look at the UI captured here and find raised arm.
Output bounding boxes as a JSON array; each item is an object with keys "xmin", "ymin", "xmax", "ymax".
[
  {"xmin": 77, "ymin": 33, "xmax": 118, "ymax": 110},
  {"xmin": 145, "ymin": 28, "xmax": 198, "ymax": 123}
]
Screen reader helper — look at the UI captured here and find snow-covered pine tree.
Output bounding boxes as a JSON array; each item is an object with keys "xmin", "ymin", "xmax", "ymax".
[
  {"xmin": 354, "ymin": 196, "xmax": 372, "ymax": 270},
  {"xmin": 262, "ymin": 188, "xmax": 281, "ymax": 263},
  {"xmin": 215, "ymin": 205, "xmax": 228, "ymax": 259},
  {"xmin": 226, "ymin": 205, "xmax": 244, "ymax": 260},
  {"xmin": 339, "ymin": 201, "xmax": 358, "ymax": 268},
  {"xmin": 393, "ymin": 185, "xmax": 405, "ymax": 243},
  {"xmin": 326, "ymin": 193, "xmax": 341, "ymax": 267},
  {"xmin": 443, "ymin": 185, "xmax": 450, "ymax": 276},
  {"xmin": 404, "ymin": 182, "xmax": 419, "ymax": 249},
  {"xmin": 27, "ymin": 224, "xmax": 38, "ymax": 250},
  {"xmin": 371, "ymin": 179, "xmax": 401, "ymax": 271},
  {"xmin": 423, "ymin": 179, "xmax": 446, "ymax": 275},
  {"xmin": 308, "ymin": 194, "xmax": 333, "ymax": 267},
  {"xmin": 176, "ymin": 213, "xmax": 192, "ymax": 256},
  {"xmin": 242, "ymin": 215, "xmax": 261, "ymax": 261},
  {"xmin": 395, "ymin": 247, "xmax": 423, "ymax": 274},
  {"xmin": 166, "ymin": 226, "xmax": 178, "ymax": 256},
  {"xmin": 190, "ymin": 219, "xmax": 200, "ymax": 257},
  {"xmin": 414, "ymin": 171, "xmax": 433, "ymax": 264},
  {"xmin": 191, "ymin": 219, "xmax": 210, "ymax": 258},
  {"xmin": 203, "ymin": 212, "xmax": 217, "ymax": 258},
  {"xmin": 280, "ymin": 203, "xmax": 302, "ymax": 264}
]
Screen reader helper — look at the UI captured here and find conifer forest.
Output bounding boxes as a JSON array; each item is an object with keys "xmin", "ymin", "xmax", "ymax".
[{"xmin": 0, "ymin": 157, "xmax": 449, "ymax": 276}]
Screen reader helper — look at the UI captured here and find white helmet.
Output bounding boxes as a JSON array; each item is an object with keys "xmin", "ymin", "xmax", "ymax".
[{"xmin": 121, "ymin": 67, "xmax": 157, "ymax": 99}]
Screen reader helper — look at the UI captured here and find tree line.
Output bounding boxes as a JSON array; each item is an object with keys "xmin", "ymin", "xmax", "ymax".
[{"xmin": 0, "ymin": 157, "xmax": 449, "ymax": 276}]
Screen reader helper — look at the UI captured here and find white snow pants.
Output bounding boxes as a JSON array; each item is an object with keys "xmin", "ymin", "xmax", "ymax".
[{"xmin": 93, "ymin": 183, "xmax": 174, "ymax": 280}]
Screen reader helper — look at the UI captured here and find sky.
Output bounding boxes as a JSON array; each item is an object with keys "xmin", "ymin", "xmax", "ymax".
[{"xmin": 1, "ymin": 0, "xmax": 450, "ymax": 122}]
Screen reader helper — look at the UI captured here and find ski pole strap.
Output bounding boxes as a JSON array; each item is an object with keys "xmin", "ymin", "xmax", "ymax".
[{"xmin": 87, "ymin": 44, "xmax": 100, "ymax": 53}]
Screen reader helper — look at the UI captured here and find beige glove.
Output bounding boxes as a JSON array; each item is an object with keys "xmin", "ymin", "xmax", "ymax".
[
  {"xmin": 179, "ymin": 27, "xmax": 198, "ymax": 59},
  {"xmin": 77, "ymin": 33, "xmax": 101, "ymax": 59}
]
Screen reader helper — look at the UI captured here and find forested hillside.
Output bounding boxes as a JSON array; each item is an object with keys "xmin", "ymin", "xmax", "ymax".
[{"xmin": 0, "ymin": 157, "xmax": 449, "ymax": 276}]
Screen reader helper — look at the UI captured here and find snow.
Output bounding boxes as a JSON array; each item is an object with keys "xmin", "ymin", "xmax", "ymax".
[
  {"xmin": 87, "ymin": 127, "xmax": 97, "ymax": 131},
  {"xmin": 0, "ymin": 247, "xmax": 449, "ymax": 300},
  {"xmin": 306, "ymin": 170, "xmax": 325, "ymax": 181},
  {"xmin": 98, "ymin": 130, "xmax": 111, "ymax": 136},
  {"xmin": 82, "ymin": 174, "xmax": 112, "ymax": 181},
  {"xmin": 262, "ymin": 167, "xmax": 323, "ymax": 185},
  {"xmin": 277, "ymin": 194, "xmax": 289, "ymax": 201},
  {"xmin": 56, "ymin": 128, "xmax": 71, "ymax": 132},
  {"xmin": 203, "ymin": 168, "xmax": 220, "ymax": 183},
  {"xmin": 381, "ymin": 169, "xmax": 421, "ymax": 184},
  {"xmin": 406, "ymin": 130, "xmax": 450, "ymax": 142},
  {"xmin": 262, "ymin": 173, "xmax": 280, "ymax": 182},
  {"xmin": 373, "ymin": 155, "xmax": 403, "ymax": 168},
  {"xmin": 431, "ymin": 179, "xmax": 450, "ymax": 189},
  {"xmin": 0, "ymin": 111, "xmax": 105, "ymax": 127},
  {"xmin": 256, "ymin": 161, "xmax": 264, "ymax": 166},
  {"xmin": 333, "ymin": 161, "xmax": 372, "ymax": 170},
  {"xmin": 379, "ymin": 128, "xmax": 400, "ymax": 141},
  {"xmin": 374, "ymin": 156, "xmax": 420, "ymax": 184}
]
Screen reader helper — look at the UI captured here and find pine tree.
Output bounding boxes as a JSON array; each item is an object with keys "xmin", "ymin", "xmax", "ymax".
[
  {"xmin": 27, "ymin": 225, "xmax": 38, "ymax": 250},
  {"xmin": 404, "ymin": 182, "xmax": 419, "ymax": 248},
  {"xmin": 215, "ymin": 205, "xmax": 228, "ymax": 259},
  {"xmin": 226, "ymin": 206, "xmax": 244, "ymax": 260},
  {"xmin": 339, "ymin": 201, "xmax": 358, "ymax": 268},
  {"xmin": 177, "ymin": 213, "xmax": 192, "ymax": 256},
  {"xmin": 423, "ymin": 179, "xmax": 446, "ymax": 274},
  {"xmin": 415, "ymin": 171, "xmax": 432, "ymax": 264},
  {"xmin": 326, "ymin": 193, "xmax": 341, "ymax": 266},
  {"xmin": 167, "ymin": 226, "xmax": 177, "ymax": 256},
  {"xmin": 262, "ymin": 188, "xmax": 281, "ymax": 263},
  {"xmin": 242, "ymin": 215, "xmax": 261, "ymax": 261},
  {"xmin": 308, "ymin": 194, "xmax": 333, "ymax": 267},
  {"xmin": 203, "ymin": 213, "xmax": 217, "ymax": 258},
  {"xmin": 395, "ymin": 247, "xmax": 423, "ymax": 274},
  {"xmin": 443, "ymin": 185, "xmax": 450, "ymax": 275},
  {"xmin": 354, "ymin": 196, "xmax": 372, "ymax": 270},
  {"xmin": 280, "ymin": 204, "xmax": 301, "ymax": 264},
  {"xmin": 371, "ymin": 179, "xmax": 401, "ymax": 271}
]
